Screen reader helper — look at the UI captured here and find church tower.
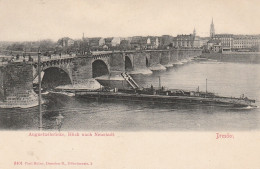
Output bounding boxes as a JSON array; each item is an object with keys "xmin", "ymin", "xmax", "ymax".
[
  {"xmin": 193, "ymin": 28, "xmax": 196, "ymax": 36},
  {"xmin": 82, "ymin": 32, "xmax": 85, "ymax": 41},
  {"xmin": 210, "ymin": 18, "xmax": 215, "ymax": 38}
]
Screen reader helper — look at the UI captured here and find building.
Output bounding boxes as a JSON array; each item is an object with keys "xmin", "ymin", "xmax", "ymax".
[
  {"xmin": 210, "ymin": 18, "xmax": 215, "ymax": 38},
  {"xmin": 119, "ymin": 39, "xmax": 131, "ymax": 50},
  {"xmin": 67, "ymin": 39, "xmax": 74, "ymax": 46},
  {"xmin": 209, "ymin": 20, "xmax": 233, "ymax": 49},
  {"xmin": 193, "ymin": 36, "xmax": 201, "ymax": 48},
  {"xmin": 104, "ymin": 38, "xmax": 113, "ymax": 48},
  {"xmin": 130, "ymin": 36, "xmax": 143, "ymax": 50},
  {"xmin": 192, "ymin": 28, "xmax": 201, "ymax": 48},
  {"xmin": 111, "ymin": 37, "xmax": 121, "ymax": 47},
  {"xmin": 173, "ymin": 34, "xmax": 200, "ymax": 48},
  {"xmin": 213, "ymin": 34, "xmax": 233, "ymax": 48},
  {"xmin": 103, "ymin": 37, "xmax": 122, "ymax": 49},
  {"xmin": 172, "ymin": 28, "xmax": 201, "ymax": 48},
  {"xmin": 175, "ymin": 35, "xmax": 192, "ymax": 48},
  {"xmin": 58, "ymin": 37, "xmax": 75, "ymax": 47},
  {"xmin": 233, "ymin": 35, "xmax": 260, "ymax": 51},
  {"xmin": 146, "ymin": 36, "xmax": 159, "ymax": 49},
  {"xmin": 208, "ymin": 19, "xmax": 260, "ymax": 52},
  {"xmin": 200, "ymin": 37, "xmax": 211, "ymax": 47},
  {"xmin": 130, "ymin": 36, "xmax": 158, "ymax": 50},
  {"xmin": 88, "ymin": 37, "xmax": 105, "ymax": 50},
  {"xmin": 160, "ymin": 35, "xmax": 173, "ymax": 48},
  {"xmin": 207, "ymin": 39, "xmax": 222, "ymax": 53}
]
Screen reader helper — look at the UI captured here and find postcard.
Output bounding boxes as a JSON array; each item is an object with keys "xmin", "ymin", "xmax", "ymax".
[{"xmin": 0, "ymin": 0, "xmax": 260, "ymax": 168}]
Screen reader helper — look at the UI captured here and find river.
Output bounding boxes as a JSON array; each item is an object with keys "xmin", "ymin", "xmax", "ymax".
[{"xmin": 0, "ymin": 61, "xmax": 260, "ymax": 131}]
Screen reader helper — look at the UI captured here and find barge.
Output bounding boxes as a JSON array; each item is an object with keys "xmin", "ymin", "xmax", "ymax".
[
  {"xmin": 75, "ymin": 88, "xmax": 256, "ymax": 108},
  {"xmin": 74, "ymin": 73, "xmax": 256, "ymax": 108}
]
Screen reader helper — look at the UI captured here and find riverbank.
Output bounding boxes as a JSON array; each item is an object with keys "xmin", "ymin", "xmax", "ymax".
[{"xmin": 202, "ymin": 52, "xmax": 260, "ymax": 63}]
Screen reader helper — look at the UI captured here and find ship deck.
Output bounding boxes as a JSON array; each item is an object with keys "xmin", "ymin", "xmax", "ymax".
[{"xmin": 75, "ymin": 91, "xmax": 254, "ymax": 108}]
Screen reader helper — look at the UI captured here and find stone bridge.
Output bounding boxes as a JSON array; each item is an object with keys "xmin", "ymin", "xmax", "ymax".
[{"xmin": 0, "ymin": 49, "xmax": 202, "ymax": 108}]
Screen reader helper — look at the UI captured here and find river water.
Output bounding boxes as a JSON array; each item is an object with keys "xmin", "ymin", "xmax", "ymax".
[{"xmin": 1, "ymin": 61, "xmax": 260, "ymax": 131}]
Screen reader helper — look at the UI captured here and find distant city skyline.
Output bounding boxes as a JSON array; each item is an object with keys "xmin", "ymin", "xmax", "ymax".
[{"xmin": 0, "ymin": 0, "xmax": 260, "ymax": 41}]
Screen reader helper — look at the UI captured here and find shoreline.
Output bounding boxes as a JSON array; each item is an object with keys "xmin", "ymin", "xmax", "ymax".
[{"xmin": 202, "ymin": 52, "xmax": 260, "ymax": 63}]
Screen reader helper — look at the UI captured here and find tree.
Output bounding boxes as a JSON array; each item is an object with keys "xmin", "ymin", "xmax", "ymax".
[
  {"xmin": 38, "ymin": 39, "xmax": 55, "ymax": 52},
  {"xmin": 6, "ymin": 43, "xmax": 25, "ymax": 51}
]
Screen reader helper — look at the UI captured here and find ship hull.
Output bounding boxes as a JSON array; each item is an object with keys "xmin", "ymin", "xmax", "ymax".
[{"xmin": 75, "ymin": 91, "xmax": 254, "ymax": 108}]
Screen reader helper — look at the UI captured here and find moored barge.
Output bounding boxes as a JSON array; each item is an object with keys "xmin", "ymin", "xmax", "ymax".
[
  {"xmin": 74, "ymin": 72, "xmax": 256, "ymax": 108},
  {"xmin": 75, "ymin": 88, "xmax": 256, "ymax": 108}
]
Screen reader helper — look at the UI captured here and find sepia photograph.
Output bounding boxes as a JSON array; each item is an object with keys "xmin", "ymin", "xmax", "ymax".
[{"xmin": 0, "ymin": 0, "xmax": 260, "ymax": 168}]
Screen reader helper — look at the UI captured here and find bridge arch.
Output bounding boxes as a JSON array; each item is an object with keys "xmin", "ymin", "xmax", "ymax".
[
  {"xmin": 125, "ymin": 55, "xmax": 133, "ymax": 71},
  {"xmin": 92, "ymin": 59, "xmax": 109, "ymax": 78},
  {"xmin": 42, "ymin": 67, "xmax": 72, "ymax": 89}
]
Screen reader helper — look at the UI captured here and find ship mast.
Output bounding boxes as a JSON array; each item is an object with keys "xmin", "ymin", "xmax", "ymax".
[
  {"xmin": 158, "ymin": 76, "xmax": 161, "ymax": 88},
  {"xmin": 206, "ymin": 78, "xmax": 207, "ymax": 94}
]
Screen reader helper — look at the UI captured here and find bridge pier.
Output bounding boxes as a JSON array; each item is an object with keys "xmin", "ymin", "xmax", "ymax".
[
  {"xmin": 148, "ymin": 51, "xmax": 166, "ymax": 71},
  {"xmin": 0, "ymin": 63, "xmax": 38, "ymax": 108},
  {"xmin": 128, "ymin": 51, "xmax": 152, "ymax": 74},
  {"xmin": 170, "ymin": 49, "xmax": 178, "ymax": 63},
  {"xmin": 95, "ymin": 52, "xmax": 129, "ymax": 89},
  {"xmin": 160, "ymin": 51, "xmax": 173, "ymax": 68},
  {"xmin": 72, "ymin": 57, "xmax": 94, "ymax": 84}
]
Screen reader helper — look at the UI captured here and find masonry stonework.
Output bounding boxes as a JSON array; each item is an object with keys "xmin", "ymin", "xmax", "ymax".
[{"xmin": 0, "ymin": 63, "xmax": 38, "ymax": 108}]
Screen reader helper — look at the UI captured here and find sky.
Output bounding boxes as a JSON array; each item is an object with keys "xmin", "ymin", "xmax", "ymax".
[{"xmin": 0, "ymin": 0, "xmax": 260, "ymax": 41}]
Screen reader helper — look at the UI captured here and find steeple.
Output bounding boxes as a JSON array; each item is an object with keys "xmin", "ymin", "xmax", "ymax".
[
  {"xmin": 82, "ymin": 32, "xmax": 85, "ymax": 41},
  {"xmin": 210, "ymin": 18, "xmax": 215, "ymax": 38},
  {"xmin": 193, "ymin": 28, "xmax": 196, "ymax": 36}
]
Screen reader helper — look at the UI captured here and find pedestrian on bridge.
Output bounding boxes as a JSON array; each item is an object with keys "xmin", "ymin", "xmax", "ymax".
[
  {"xmin": 22, "ymin": 53, "xmax": 26, "ymax": 62},
  {"xmin": 28, "ymin": 54, "xmax": 33, "ymax": 62}
]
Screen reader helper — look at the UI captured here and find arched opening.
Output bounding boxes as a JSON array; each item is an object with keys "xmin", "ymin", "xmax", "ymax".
[
  {"xmin": 92, "ymin": 60, "xmax": 109, "ymax": 78},
  {"xmin": 125, "ymin": 56, "xmax": 133, "ymax": 71},
  {"xmin": 146, "ymin": 57, "xmax": 149, "ymax": 67},
  {"xmin": 41, "ymin": 67, "xmax": 72, "ymax": 89}
]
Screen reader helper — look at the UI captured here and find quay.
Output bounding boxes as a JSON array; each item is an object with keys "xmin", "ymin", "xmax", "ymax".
[{"xmin": 201, "ymin": 52, "xmax": 260, "ymax": 63}]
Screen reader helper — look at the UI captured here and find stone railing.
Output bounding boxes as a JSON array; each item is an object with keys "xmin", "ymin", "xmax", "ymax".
[{"xmin": 0, "ymin": 54, "xmax": 76, "ymax": 65}]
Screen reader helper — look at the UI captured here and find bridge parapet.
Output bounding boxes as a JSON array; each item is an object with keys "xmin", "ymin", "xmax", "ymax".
[
  {"xmin": 76, "ymin": 49, "xmax": 202, "ymax": 59},
  {"xmin": 0, "ymin": 54, "xmax": 76, "ymax": 65}
]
